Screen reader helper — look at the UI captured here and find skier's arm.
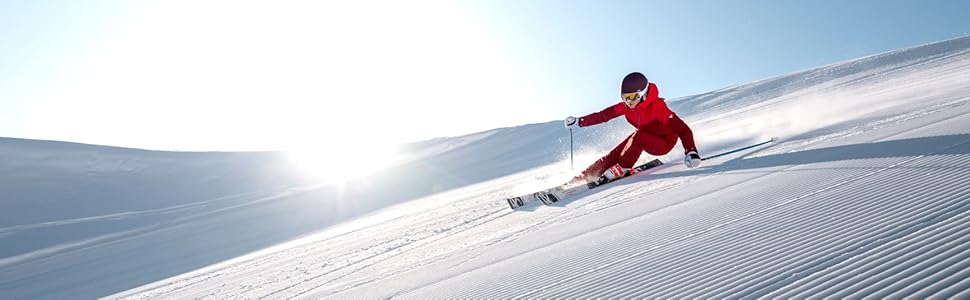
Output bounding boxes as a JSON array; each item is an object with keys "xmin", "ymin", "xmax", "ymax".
[
  {"xmin": 668, "ymin": 113, "xmax": 698, "ymax": 154},
  {"xmin": 578, "ymin": 103, "xmax": 625, "ymax": 127}
]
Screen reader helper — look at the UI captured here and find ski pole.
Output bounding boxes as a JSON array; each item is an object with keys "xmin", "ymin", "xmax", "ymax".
[
  {"xmin": 569, "ymin": 128, "xmax": 574, "ymax": 169},
  {"xmin": 701, "ymin": 137, "xmax": 776, "ymax": 161}
]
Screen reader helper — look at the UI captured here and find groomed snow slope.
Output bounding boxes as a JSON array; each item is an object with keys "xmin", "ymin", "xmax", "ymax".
[
  {"xmin": 2, "ymin": 36, "xmax": 968, "ymax": 299},
  {"xmin": 102, "ymin": 36, "xmax": 970, "ymax": 299}
]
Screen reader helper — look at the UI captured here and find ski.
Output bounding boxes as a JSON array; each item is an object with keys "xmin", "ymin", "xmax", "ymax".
[
  {"xmin": 504, "ymin": 138, "xmax": 777, "ymax": 210},
  {"xmin": 505, "ymin": 159, "xmax": 663, "ymax": 209}
]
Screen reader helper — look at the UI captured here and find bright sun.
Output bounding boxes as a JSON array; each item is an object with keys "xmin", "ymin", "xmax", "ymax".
[{"xmin": 286, "ymin": 144, "xmax": 402, "ymax": 184}]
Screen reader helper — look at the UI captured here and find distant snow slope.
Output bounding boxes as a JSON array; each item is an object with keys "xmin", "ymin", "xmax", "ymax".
[{"xmin": 3, "ymin": 36, "xmax": 970, "ymax": 299}]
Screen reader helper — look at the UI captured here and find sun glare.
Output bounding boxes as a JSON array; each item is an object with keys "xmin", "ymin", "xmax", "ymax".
[{"xmin": 286, "ymin": 144, "xmax": 402, "ymax": 184}]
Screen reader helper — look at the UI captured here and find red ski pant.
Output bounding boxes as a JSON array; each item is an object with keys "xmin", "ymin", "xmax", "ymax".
[{"xmin": 579, "ymin": 130, "xmax": 677, "ymax": 181}]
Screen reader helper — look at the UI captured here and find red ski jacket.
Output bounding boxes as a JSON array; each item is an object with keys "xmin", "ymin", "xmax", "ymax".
[{"xmin": 578, "ymin": 83, "xmax": 697, "ymax": 154}]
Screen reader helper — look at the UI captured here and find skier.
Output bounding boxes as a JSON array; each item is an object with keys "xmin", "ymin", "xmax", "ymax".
[{"xmin": 564, "ymin": 72, "xmax": 701, "ymax": 185}]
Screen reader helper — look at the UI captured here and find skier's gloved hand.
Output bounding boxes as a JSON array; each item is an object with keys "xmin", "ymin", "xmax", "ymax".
[
  {"xmin": 564, "ymin": 116, "xmax": 580, "ymax": 129},
  {"xmin": 685, "ymin": 151, "xmax": 702, "ymax": 169}
]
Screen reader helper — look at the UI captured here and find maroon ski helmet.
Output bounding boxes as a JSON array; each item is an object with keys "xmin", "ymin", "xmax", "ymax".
[{"xmin": 620, "ymin": 72, "xmax": 649, "ymax": 94}]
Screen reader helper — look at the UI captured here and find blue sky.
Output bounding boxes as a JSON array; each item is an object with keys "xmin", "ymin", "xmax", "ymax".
[{"xmin": 1, "ymin": 0, "xmax": 968, "ymax": 152}]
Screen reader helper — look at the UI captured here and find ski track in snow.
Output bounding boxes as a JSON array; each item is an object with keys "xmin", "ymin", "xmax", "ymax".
[{"xmin": 0, "ymin": 190, "xmax": 266, "ymax": 237}]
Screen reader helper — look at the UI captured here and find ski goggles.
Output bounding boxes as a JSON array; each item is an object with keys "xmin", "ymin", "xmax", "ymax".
[{"xmin": 621, "ymin": 89, "xmax": 647, "ymax": 107}]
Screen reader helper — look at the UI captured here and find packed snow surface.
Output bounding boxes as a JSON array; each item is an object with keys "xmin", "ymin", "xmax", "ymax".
[{"xmin": 2, "ymin": 36, "xmax": 969, "ymax": 299}]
